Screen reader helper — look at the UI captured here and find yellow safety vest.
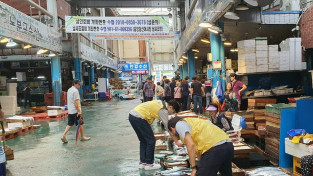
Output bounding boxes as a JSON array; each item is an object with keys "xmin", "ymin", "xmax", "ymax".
[
  {"xmin": 182, "ymin": 118, "xmax": 230, "ymax": 154},
  {"xmin": 134, "ymin": 100, "xmax": 166, "ymax": 124}
]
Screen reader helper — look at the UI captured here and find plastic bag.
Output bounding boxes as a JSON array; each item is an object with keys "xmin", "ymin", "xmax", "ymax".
[
  {"xmin": 240, "ymin": 116, "xmax": 247, "ymax": 129},
  {"xmin": 287, "ymin": 129, "xmax": 306, "ymax": 137}
]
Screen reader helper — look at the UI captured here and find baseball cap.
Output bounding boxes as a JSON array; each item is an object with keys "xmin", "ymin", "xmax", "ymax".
[{"xmin": 73, "ymin": 79, "xmax": 81, "ymax": 85}]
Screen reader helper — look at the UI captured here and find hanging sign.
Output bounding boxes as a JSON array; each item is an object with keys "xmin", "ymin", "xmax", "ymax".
[
  {"xmin": 213, "ymin": 61, "xmax": 222, "ymax": 70},
  {"xmin": 65, "ymin": 16, "xmax": 174, "ymax": 40},
  {"xmin": 0, "ymin": 2, "xmax": 62, "ymax": 52},
  {"xmin": 122, "ymin": 63, "xmax": 149, "ymax": 71}
]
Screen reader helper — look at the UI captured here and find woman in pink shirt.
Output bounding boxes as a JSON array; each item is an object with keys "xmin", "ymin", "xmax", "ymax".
[{"xmin": 174, "ymin": 82, "xmax": 182, "ymax": 107}]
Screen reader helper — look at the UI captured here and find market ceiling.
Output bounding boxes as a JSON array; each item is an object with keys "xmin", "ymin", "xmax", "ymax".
[{"xmin": 65, "ymin": 0, "xmax": 183, "ymax": 8}]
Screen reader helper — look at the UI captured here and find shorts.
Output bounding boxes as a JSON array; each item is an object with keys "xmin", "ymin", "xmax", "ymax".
[
  {"xmin": 237, "ymin": 100, "xmax": 241, "ymax": 105},
  {"xmin": 68, "ymin": 113, "xmax": 83, "ymax": 126}
]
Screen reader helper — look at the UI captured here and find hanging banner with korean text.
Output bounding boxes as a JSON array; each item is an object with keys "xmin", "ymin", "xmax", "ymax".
[
  {"xmin": 122, "ymin": 63, "xmax": 149, "ymax": 71},
  {"xmin": 65, "ymin": 16, "xmax": 175, "ymax": 40},
  {"xmin": 0, "ymin": 2, "xmax": 62, "ymax": 52}
]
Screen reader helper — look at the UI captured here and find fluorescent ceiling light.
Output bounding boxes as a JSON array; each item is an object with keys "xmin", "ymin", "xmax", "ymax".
[
  {"xmin": 182, "ymin": 55, "xmax": 187, "ymax": 59},
  {"xmin": 224, "ymin": 42, "xmax": 232, "ymax": 46},
  {"xmin": 201, "ymin": 38, "xmax": 210, "ymax": 43},
  {"xmin": 0, "ymin": 38, "xmax": 9, "ymax": 43},
  {"xmin": 195, "ymin": 56, "xmax": 198, "ymax": 59},
  {"xmin": 37, "ymin": 49, "xmax": 48, "ymax": 55},
  {"xmin": 6, "ymin": 39, "xmax": 17, "ymax": 47},
  {"xmin": 224, "ymin": 12, "xmax": 240, "ymax": 20},
  {"xmin": 37, "ymin": 76, "xmax": 45, "ymax": 79},
  {"xmin": 199, "ymin": 22, "xmax": 212, "ymax": 28},
  {"xmin": 230, "ymin": 48, "xmax": 239, "ymax": 52},
  {"xmin": 48, "ymin": 52, "xmax": 56, "ymax": 57},
  {"xmin": 244, "ymin": 0, "xmax": 258, "ymax": 6},
  {"xmin": 23, "ymin": 44, "xmax": 32, "ymax": 49},
  {"xmin": 192, "ymin": 49, "xmax": 199, "ymax": 53},
  {"xmin": 236, "ymin": 4, "xmax": 249, "ymax": 10},
  {"xmin": 208, "ymin": 27, "xmax": 219, "ymax": 34},
  {"xmin": 11, "ymin": 77, "xmax": 18, "ymax": 80}
]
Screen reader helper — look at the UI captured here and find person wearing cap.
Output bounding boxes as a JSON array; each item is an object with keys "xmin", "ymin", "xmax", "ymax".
[
  {"xmin": 230, "ymin": 73, "xmax": 247, "ymax": 110},
  {"xmin": 61, "ymin": 80, "xmax": 90, "ymax": 143},
  {"xmin": 143, "ymin": 77, "xmax": 154, "ymax": 102},
  {"xmin": 129, "ymin": 100, "xmax": 180, "ymax": 170},
  {"xmin": 168, "ymin": 116, "xmax": 234, "ymax": 176},
  {"xmin": 207, "ymin": 104, "xmax": 233, "ymax": 132}
]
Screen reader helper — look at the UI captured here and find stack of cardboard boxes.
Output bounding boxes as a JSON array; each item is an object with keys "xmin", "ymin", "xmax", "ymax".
[{"xmin": 109, "ymin": 78, "xmax": 124, "ymax": 89}]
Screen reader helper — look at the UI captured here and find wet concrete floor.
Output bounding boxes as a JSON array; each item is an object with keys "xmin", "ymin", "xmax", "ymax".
[{"xmin": 6, "ymin": 99, "xmax": 161, "ymax": 176}]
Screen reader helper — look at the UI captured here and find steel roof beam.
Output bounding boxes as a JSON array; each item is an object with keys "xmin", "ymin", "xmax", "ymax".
[{"xmin": 66, "ymin": 0, "xmax": 180, "ymax": 8}]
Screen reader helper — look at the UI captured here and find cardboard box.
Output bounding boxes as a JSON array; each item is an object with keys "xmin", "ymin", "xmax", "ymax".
[
  {"xmin": 238, "ymin": 59, "xmax": 256, "ymax": 67},
  {"xmin": 238, "ymin": 66, "xmax": 257, "ymax": 73},
  {"xmin": 47, "ymin": 110, "xmax": 63, "ymax": 116}
]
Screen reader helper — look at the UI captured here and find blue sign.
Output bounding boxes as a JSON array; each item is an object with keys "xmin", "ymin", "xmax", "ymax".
[{"xmin": 122, "ymin": 62, "xmax": 149, "ymax": 71}]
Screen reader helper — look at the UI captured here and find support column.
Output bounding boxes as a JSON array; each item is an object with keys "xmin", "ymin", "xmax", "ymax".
[
  {"xmin": 219, "ymin": 22, "xmax": 226, "ymax": 91},
  {"xmin": 91, "ymin": 66, "xmax": 95, "ymax": 91},
  {"xmin": 87, "ymin": 66, "xmax": 91, "ymax": 93},
  {"xmin": 106, "ymin": 69, "xmax": 110, "ymax": 79},
  {"xmin": 183, "ymin": 63, "xmax": 188, "ymax": 80},
  {"xmin": 187, "ymin": 50, "xmax": 195, "ymax": 79},
  {"xmin": 74, "ymin": 58, "xmax": 82, "ymax": 80},
  {"xmin": 179, "ymin": 66, "xmax": 183, "ymax": 79},
  {"xmin": 210, "ymin": 32, "xmax": 221, "ymax": 88},
  {"xmin": 51, "ymin": 57, "xmax": 62, "ymax": 106}
]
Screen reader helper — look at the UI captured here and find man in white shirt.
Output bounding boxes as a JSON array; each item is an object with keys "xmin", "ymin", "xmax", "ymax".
[{"xmin": 61, "ymin": 80, "xmax": 90, "ymax": 143}]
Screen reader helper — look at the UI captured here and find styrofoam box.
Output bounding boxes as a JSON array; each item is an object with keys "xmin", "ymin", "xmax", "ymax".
[
  {"xmin": 269, "ymin": 64, "xmax": 279, "ymax": 69},
  {"xmin": 0, "ymin": 96, "xmax": 17, "ymax": 115},
  {"xmin": 268, "ymin": 45, "xmax": 279, "ymax": 51},
  {"xmin": 269, "ymin": 51, "xmax": 279, "ymax": 58},
  {"xmin": 237, "ymin": 40, "xmax": 255, "ymax": 48},
  {"xmin": 257, "ymin": 58, "xmax": 268, "ymax": 65},
  {"xmin": 238, "ymin": 54, "xmax": 256, "ymax": 60},
  {"xmin": 257, "ymin": 65, "xmax": 268, "ymax": 72},
  {"xmin": 238, "ymin": 66, "xmax": 257, "ymax": 73},
  {"xmin": 285, "ymin": 138, "xmax": 313, "ymax": 158},
  {"xmin": 269, "ymin": 68, "xmax": 280, "ymax": 72},
  {"xmin": 238, "ymin": 49, "xmax": 255, "ymax": 55},
  {"xmin": 256, "ymin": 45, "xmax": 268, "ymax": 51},
  {"xmin": 256, "ymin": 51, "xmax": 268, "ymax": 58},
  {"xmin": 7, "ymin": 122, "xmax": 30, "ymax": 129},
  {"xmin": 238, "ymin": 59, "xmax": 256, "ymax": 66},
  {"xmin": 256, "ymin": 40, "xmax": 267, "ymax": 46},
  {"xmin": 47, "ymin": 110, "xmax": 63, "ymax": 116},
  {"xmin": 280, "ymin": 65, "xmax": 289, "ymax": 71},
  {"xmin": 302, "ymin": 62, "xmax": 307, "ymax": 70}
]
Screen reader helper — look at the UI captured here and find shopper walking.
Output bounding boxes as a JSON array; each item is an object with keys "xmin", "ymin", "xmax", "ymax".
[
  {"xmin": 163, "ymin": 79, "xmax": 171, "ymax": 102},
  {"xmin": 181, "ymin": 76, "xmax": 190, "ymax": 111},
  {"xmin": 129, "ymin": 100, "xmax": 180, "ymax": 170},
  {"xmin": 230, "ymin": 73, "xmax": 247, "ymax": 110},
  {"xmin": 174, "ymin": 82, "xmax": 182, "ymax": 108},
  {"xmin": 170, "ymin": 78, "xmax": 176, "ymax": 100},
  {"xmin": 168, "ymin": 117, "xmax": 234, "ymax": 176},
  {"xmin": 160, "ymin": 76, "xmax": 167, "ymax": 88},
  {"xmin": 155, "ymin": 82, "xmax": 164, "ymax": 101},
  {"xmin": 23, "ymin": 84, "xmax": 32, "ymax": 108},
  {"xmin": 143, "ymin": 77, "xmax": 154, "ymax": 102},
  {"xmin": 190, "ymin": 77, "xmax": 205, "ymax": 114},
  {"xmin": 61, "ymin": 80, "xmax": 90, "ymax": 143}
]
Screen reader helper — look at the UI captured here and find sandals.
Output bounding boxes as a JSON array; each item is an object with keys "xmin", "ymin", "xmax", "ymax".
[{"xmin": 61, "ymin": 137, "xmax": 68, "ymax": 143}]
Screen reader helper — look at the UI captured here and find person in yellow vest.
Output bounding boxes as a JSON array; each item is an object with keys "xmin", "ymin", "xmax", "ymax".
[
  {"xmin": 168, "ymin": 116, "xmax": 234, "ymax": 176},
  {"xmin": 129, "ymin": 100, "xmax": 180, "ymax": 170}
]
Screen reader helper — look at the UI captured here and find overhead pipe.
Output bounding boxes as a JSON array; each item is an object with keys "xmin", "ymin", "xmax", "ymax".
[{"xmin": 24, "ymin": 0, "xmax": 54, "ymax": 19}]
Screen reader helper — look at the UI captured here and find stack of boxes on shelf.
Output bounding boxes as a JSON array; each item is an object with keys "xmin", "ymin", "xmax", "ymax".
[
  {"xmin": 256, "ymin": 38, "xmax": 269, "ymax": 72},
  {"xmin": 109, "ymin": 78, "xmax": 124, "ymax": 89},
  {"xmin": 279, "ymin": 38, "xmax": 305, "ymax": 70},
  {"xmin": 237, "ymin": 39, "xmax": 256, "ymax": 73},
  {"xmin": 268, "ymin": 45, "xmax": 280, "ymax": 71},
  {"xmin": 237, "ymin": 37, "xmax": 306, "ymax": 73}
]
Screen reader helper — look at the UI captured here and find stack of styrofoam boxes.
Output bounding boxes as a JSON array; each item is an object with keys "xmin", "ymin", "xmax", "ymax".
[
  {"xmin": 7, "ymin": 83, "xmax": 17, "ymax": 97},
  {"xmin": 0, "ymin": 96, "xmax": 17, "ymax": 115},
  {"xmin": 237, "ymin": 40, "xmax": 256, "ymax": 73},
  {"xmin": 255, "ymin": 38, "xmax": 269, "ymax": 72},
  {"xmin": 279, "ymin": 38, "xmax": 302, "ymax": 70},
  {"xmin": 279, "ymin": 51, "xmax": 290, "ymax": 71},
  {"xmin": 268, "ymin": 45, "xmax": 280, "ymax": 72}
]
